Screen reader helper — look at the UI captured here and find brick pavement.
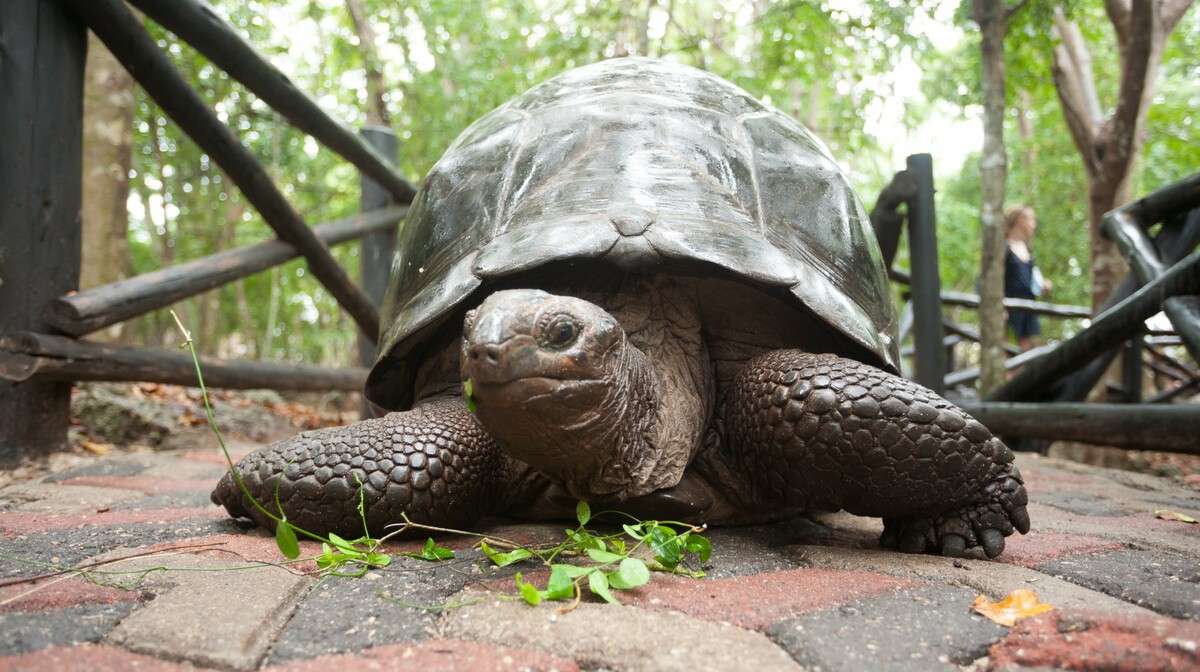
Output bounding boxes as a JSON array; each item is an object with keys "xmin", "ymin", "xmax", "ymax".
[{"xmin": 1, "ymin": 448, "xmax": 1198, "ymax": 671}]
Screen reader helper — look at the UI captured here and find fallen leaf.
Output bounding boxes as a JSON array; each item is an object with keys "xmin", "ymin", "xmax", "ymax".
[
  {"xmin": 1154, "ymin": 510, "xmax": 1198, "ymax": 524},
  {"xmin": 972, "ymin": 589, "xmax": 1053, "ymax": 627},
  {"xmin": 80, "ymin": 439, "xmax": 110, "ymax": 455}
]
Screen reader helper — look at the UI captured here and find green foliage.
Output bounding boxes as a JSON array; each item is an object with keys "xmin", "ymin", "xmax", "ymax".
[
  {"xmin": 122, "ymin": 0, "xmax": 940, "ymax": 364},
  {"xmin": 401, "ymin": 537, "xmax": 457, "ymax": 561},
  {"xmin": 123, "ymin": 0, "xmax": 1195, "ymax": 384},
  {"xmin": 173, "ymin": 312, "xmax": 393, "ymax": 578},
  {"xmin": 478, "ymin": 500, "xmax": 709, "ymax": 607}
]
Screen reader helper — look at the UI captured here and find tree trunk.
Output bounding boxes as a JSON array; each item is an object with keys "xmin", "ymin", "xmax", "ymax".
[
  {"xmin": 974, "ymin": 0, "xmax": 1010, "ymax": 395},
  {"xmin": 80, "ymin": 33, "xmax": 135, "ymax": 343},
  {"xmin": 1051, "ymin": 0, "xmax": 1194, "ymax": 311},
  {"xmin": 345, "ymin": 0, "xmax": 390, "ymax": 126}
]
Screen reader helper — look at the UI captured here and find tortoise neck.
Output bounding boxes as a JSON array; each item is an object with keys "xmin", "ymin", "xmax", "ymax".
[{"xmin": 474, "ymin": 340, "xmax": 666, "ymax": 501}]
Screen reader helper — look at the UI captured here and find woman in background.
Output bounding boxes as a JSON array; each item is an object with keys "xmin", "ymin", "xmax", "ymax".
[{"xmin": 1004, "ymin": 206, "xmax": 1051, "ymax": 352}]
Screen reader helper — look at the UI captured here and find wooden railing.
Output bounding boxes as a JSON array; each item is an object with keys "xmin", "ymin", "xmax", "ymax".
[
  {"xmin": 0, "ymin": 0, "xmax": 415, "ymax": 462},
  {"xmin": 874, "ymin": 167, "xmax": 1200, "ymax": 454}
]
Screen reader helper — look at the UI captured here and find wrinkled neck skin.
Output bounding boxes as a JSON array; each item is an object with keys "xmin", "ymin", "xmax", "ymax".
[
  {"xmin": 474, "ymin": 340, "xmax": 660, "ymax": 500},
  {"xmin": 461, "ymin": 284, "xmax": 710, "ymax": 502}
]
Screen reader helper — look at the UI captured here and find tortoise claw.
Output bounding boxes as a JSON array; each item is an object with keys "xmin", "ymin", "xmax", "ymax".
[
  {"xmin": 980, "ymin": 528, "xmax": 1005, "ymax": 558},
  {"xmin": 1012, "ymin": 505, "xmax": 1031, "ymax": 535},
  {"xmin": 939, "ymin": 533, "xmax": 967, "ymax": 558}
]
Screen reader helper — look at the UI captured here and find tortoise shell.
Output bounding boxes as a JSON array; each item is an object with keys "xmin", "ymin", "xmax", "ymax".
[{"xmin": 365, "ymin": 57, "xmax": 897, "ymax": 410}]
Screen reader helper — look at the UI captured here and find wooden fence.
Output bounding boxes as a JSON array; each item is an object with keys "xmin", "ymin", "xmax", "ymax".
[
  {"xmin": 2, "ymin": 0, "xmax": 1198, "ymax": 463},
  {"xmin": 1, "ymin": 0, "xmax": 413, "ymax": 461}
]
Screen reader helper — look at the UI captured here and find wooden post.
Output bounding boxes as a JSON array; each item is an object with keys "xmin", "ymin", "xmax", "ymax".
[
  {"xmin": 905, "ymin": 154, "xmax": 946, "ymax": 395},
  {"xmin": 0, "ymin": 0, "xmax": 86, "ymax": 462},
  {"xmin": 358, "ymin": 127, "xmax": 400, "ymax": 418}
]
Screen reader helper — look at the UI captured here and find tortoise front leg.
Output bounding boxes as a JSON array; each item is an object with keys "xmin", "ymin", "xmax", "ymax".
[
  {"xmin": 700, "ymin": 350, "xmax": 1030, "ymax": 558},
  {"xmin": 211, "ymin": 398, "xmax": 521, "ymax": 538}
]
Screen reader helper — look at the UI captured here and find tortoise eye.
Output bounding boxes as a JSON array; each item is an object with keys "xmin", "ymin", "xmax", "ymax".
[{"xmin": 542, "ymin": 315, "xmax": 579, "ymax": 350}]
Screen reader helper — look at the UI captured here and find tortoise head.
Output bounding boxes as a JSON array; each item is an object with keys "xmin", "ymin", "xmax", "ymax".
[
  {"xmin": 460, "ymin": 289, "xmax": 643, "ymax": 482},
  {"xmin": 461, "ymin": 289, "xmax": 625, "ymax": 409}
]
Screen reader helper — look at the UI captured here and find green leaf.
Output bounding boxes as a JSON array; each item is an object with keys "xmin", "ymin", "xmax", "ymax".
[
  {"xmin": 366, "ymin": 552, "xmax": 392, "ymax": 567},
  {"xmin": 607, "ymin": 558, "xmax": 650, "ymax": 590},
  {"xmin": 327, "ymin": 533, "xmax": 359, "ymax": 554},
  {"xmin": 550, "ymin": 563, "xmax": 594, "ymax": 579},
  {"xmin": 317, "ymin": 542, "xmax": 336, "ymax": 568},
  {"xmin": 545, "ymin": 565, "xmax": 576, "ymax": 600},
  {"xmin": 274, "ymin": 520, "xmax": 300, "ymax": 559},
  {"xmin": 587, "ymin": 569, "xmax": 618, "ymax": 604},
  {"xmin": 576, "ymin": 500, "xmax": 591, "ymax": 526},
  {"xmin": 622, "ymin": 523, "xmax": 645, "ymax": 540},
  {"xmin": 648, "ymin": 525, "xmax": 681, "ymax": 568},
  {"xmin": 585, "ymin": 548, "xmax": 624, "ymax": 564},
  {"xmin": 402, "ymin": 537, "xmax": 455, "ymax": 561},
  {"xmin": 684, "ymin": 533, "xmax": 712, "ymax": 564},
  {"xmin": 480, "ymin": 540, "xmax": 531, "ymax": 567},
  {"xmin": 514, "ymin": 572, "xmax": 540, "ymax": 605},
  {"xmin": 464, "ymin": 379, "xmax": 478, "ymax": 413}
]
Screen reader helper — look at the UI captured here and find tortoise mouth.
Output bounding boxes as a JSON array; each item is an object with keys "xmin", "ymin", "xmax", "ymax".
[{"xmin": 470, "ymin": 376, "xmax": 607, "ymax": 410}]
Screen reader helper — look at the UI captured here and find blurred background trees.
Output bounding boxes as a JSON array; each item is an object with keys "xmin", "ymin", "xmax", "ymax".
[{"xmin": 80, "ymin": 0, "xmax": 1198, "ymax": 376}]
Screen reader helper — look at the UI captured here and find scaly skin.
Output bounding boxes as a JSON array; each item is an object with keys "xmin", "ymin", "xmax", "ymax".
[
  {"xmin": 210, "ymin": 398, "xmax": 516, "ymax": 537},
  {"xmin": 700, "ymin": 350, "xmax": 1030, "ymax": 557},
  {"xmin": 213, "ymin": 292, "xmax": 1031, "ymax": 558}
]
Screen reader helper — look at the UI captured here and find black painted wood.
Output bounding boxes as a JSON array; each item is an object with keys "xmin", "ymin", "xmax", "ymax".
[
  {"xmin": 44, "ymin": 206, "xmax": 407, "ymax": 337},
  {"xmin": 126, "ymin": 0, "xmax": 417, "ymax": 204},
  {"xmin": 0, "ymin": 0, "xmax": 86, "ymax": 462},
  {"xmin": 0, "ymin": 332, "xmax": 367, "ymax": 392},
  {"xmin": 62, "ymin": 0, "xmax": 382, "ymax": 339}
]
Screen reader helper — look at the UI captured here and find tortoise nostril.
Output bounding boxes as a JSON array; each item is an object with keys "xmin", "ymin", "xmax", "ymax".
[{"xmin": 469, "ymin": 344, "xmax": 504, "ymax": 367}]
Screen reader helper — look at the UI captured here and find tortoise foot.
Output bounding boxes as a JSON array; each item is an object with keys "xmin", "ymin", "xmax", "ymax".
[
  {"xmin": 211, "ymin": 398, "xmax": 512, "ymax": 537},
  {"xmin": 879, "ymin": 463, "xmax": 1030, "ymax": 558}
]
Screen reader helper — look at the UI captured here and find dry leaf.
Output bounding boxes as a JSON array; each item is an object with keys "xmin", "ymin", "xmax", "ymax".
[
  {"xmin": 1154, "ymin": 510, "xmax": 1198, "ymax": 524},
  {"xmin": 972, "ymin": 589, "xmax": 1053, "ymax": 626},
  {"xmin": 80, "ymin": 439, "xmax": 110, "ymax": 455}
]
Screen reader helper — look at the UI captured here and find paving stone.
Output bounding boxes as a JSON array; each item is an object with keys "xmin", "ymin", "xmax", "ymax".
[
  {"xmin": 1023, "ymin": 505, "xmax": 1200, "ymax": 558},
  {"xmin": 1030, "ymin": 491, "xmax": 1134, "ymax": 517},
  {"xmin": 1037, "ymin": 549, "xmax": 1200, "ymax": 620},
  {"xmin": 0, "ymin": 603, "xmax": 136, "ymax": 655},
  {"xmin": 266, "ymin": 640, "xmax": 580, "ymax": 672},
  {"xmin": 0, "ymin": 516, "xmax": 238, "ymax": 580},
  {"xmin": 102, "ymin": 553, "xmax": 311, "ymax": 671},
  {"xmin": 620, "ymin": 566, "xmax": 917, "ymax": 630},
  {"xmin": 442, "ymin": 597, "xmax": 801, "ymax": 671},
  {"xmin": 267, "ymin": 554, "xmax": 494, "ymax": 663},
  {"xmin": 768, "ymin": 585, "xmax": 1007, "ymax": 671},
  {"xmin": 0, "ymin": 575, "xmax": 141, "ymax": 613},
  {"xmin": 993, "ymin": 530, "xmax": 1123, "ymax": 568},
  {"xmin": 988, "ymin": 609, "xmax": 1200, "ymax": 671},
  {"xmin": 43, "ymin": 457, "xmax": 151, "ymax": 482},
  {"xmin": 0, "ymin": 506, "xmax": 225, "ymax": 537},
  {"xmin": 56, "ymin": 476, "xmax": 215, "ymax": 497},
  {"xmin": 113, "ymin": 489, "xmax": 219, "ymax": 511},
  {"xmin": 786, "ymin": 544, "xmax": 1157, "ymax": 616},
  {"xmin": 696, "ymin": 523, "xmax": 816, "ymax": 577},
  {"xmin": 0, "ymin": 482, "xmax": 145, "ymax": 514},
  {"xmin": 0, "ymin": 643, "xmax": 197, "ymax": 671}
]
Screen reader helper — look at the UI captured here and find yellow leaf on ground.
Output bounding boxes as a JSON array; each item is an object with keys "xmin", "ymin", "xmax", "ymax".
[
  {"xmin": 972, "ymin": 589, "xmax": 1053, "ymax": 627},
  {"xmin": 80, "ymin": 439, "xmax": 110, "ymax": 455},
  {"xmin": 1154, "ymin": 510, "xmax": 1198, "ymax": 524}
]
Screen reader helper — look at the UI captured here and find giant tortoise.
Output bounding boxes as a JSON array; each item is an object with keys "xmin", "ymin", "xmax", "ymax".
[{"xmin": 213, "ymin": 58, "xmax": 1029, "ymax": 558}]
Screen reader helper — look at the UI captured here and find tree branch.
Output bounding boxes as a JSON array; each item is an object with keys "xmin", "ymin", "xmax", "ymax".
[
  {"xmin": 1104, "ymin": 0, "xmax": 1156, "ymax": 178},
  {"xmin": 1054, "ymin": 10, "xmax": 1104, "ymax": 128},
  {"xmin": 1050, "ymin": 45, "xmax": 1099, "ymax": 173},
  {"xmin": 1105, "ymin": 0, "xmax": 1133, "ymax": 48},
  {"xmin": 1005, "ymin": 0, "xmax": 1031, "ymax": 21},
  {"xmin": 1161, "ymin": 0, "xmax": 1195, "ymax": 35}
]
